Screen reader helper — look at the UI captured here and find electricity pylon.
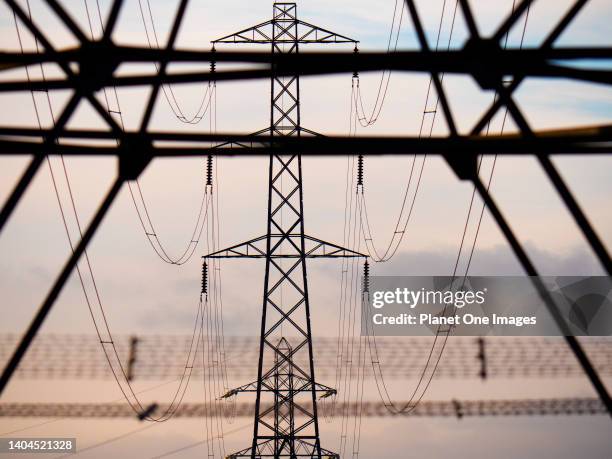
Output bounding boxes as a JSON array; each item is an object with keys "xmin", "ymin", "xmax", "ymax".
[{"xmin": 204, "ymin": 3, "xmax": 361, "ymax": 458}]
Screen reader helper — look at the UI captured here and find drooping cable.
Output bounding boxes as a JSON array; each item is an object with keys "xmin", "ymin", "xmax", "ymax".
[
  {"xmin": 333, "ymin": 0, "xmax": 459, "ymax": 422},
  {"xmin": 84, "ymin": 0, "xmax": 213, "ymax": 266},
  {"xmin": 358, "ymin": 0, "xmax": 459, "ymax": 263},
  {"xmin": 13, "ymin": 1, "xmax": 212, "ymax": 422},
  {"xmin": 199, "ymin": 293, "xmax": 214, "ymax": 458},
  {"xmin": 136, "ymin": 0, "xmax": 214, "ymax": 124},
  {"xmin": 204, "ymin": 182, "xmax": 227, "ymax": 457},
  {"xmin": 333, "ymin": 85, "xmax": 357, "ymax": 424},
  {"xmin": 330, "ymin": 83, "xmax": 361, "ymax": 424},
  {"xmin": 353, "ymin": 0, "xmax": 406, "ymax": 126},
  {"xmin": 338, "ymin": 153, "xmax": 362, "ymax": 457},
  {"xmin": 363, "ymin": 0, "xmax": 531, "ymax": 415},
  {"xmin": 350, "ymin": 260, "xmax": 369, "ymax": 459},
  {"xmin": 0, "ymin": 377, "xmax": 187, "ymax": 437},
  {"xmin": 336, "ymin": 87, "xmax": 365, "ymax": 452}
]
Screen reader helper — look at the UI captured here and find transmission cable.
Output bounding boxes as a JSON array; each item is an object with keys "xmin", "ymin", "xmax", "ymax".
[
  {"xmin": 358, "ymin": 0, "xmax": 459, "ymax": 263},
  {"xmin": 0, "ymin": 377, "xmax": 185, "ymax": 437},
  {"xmin": 363, "ymin": 0, "xmax": 531, "ymax": 416},
  {"xmin": 332, "ymin": 0, "xmax": 457, "ymax": 431},
  {"xmin": 137, "ymin": 0, "xmax": 214, "ymax": 124},
  {"xmin": 149, "ymin": 423, "xmax": 251, "ymax": 459},
  {"xmin": 83, "ymin": 0, "xmax": 213, "ymax": 266},
  {"xmin": 353, "ymin": 0, "xmax": 406, "ymax": 126},
  {"xmin": 13, "ymin": 1, "xmax": 214, "ymax": 423},
  {"xmin": 334, "ymin": 89, "xmax": 359, "ymax": 427}
]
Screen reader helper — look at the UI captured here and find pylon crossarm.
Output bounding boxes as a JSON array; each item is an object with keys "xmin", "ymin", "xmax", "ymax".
[
  {"xmin": 213, "ymin": 19, "xmax": 275, "ymax": 43},
  {"xmin": 211, "ymin": 127, "xmax": 271, "ymax": 150},
  {"xmin": 294, "ymin": 19, "xmax": 357, "ymax": 43},
  {"xmin": 223, "ymin": 376, "xmax": 335, "ymax": 396},
  {"xmin": 302, "ymin": 234, "xmax": 367, "ymax": 258},
  {"xmin": 212, "ymin": 19, "xmax": 357, "ymax": 45},
  {"xmin": 203, "ymin": 234, "xmax": 366, "ymax": 259},
  {"xmin": 227, "ymin": 439, "xmax": 338, "ymax": 458},
  {"xmin": 202, "ymin": 235, "xmax": 267, "ymax": 258}
]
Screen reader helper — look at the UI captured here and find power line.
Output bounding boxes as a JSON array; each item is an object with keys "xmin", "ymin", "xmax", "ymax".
[
  {"xmin": 362, "ymin": 0, "xmax": 534, "ymax": 417},
  {"xmin": 1, "ymin": 0, "xmax": 611, "ymax": 426},
  {"xmin": 82, "ymin": 0, "xmax": 214, "ymax": 266},
  {"xmin": 0, "ymin": 377, "xmax": 186, "ymax": 437},
  {"xmin": 353, "ymin": 0, "xmax": 405, "ymax": 126},
  {"xmin": 10, "ymin": 0, "xmax": 217, "ymax": 423},
  {"xmin": 358, "ymin": 0, "xmax": 459, "ymax": 262},
  {"xmin": 150, "ymin": 423, "xmax": 251, "ymax": 459},
  {"xmin": 137, "ymin": 0, "xmax": 215, "ymax": 124}
]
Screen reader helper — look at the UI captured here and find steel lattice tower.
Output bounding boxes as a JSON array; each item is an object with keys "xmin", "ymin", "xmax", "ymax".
[{"xmin": 205, "ymin": 3, "xmax": 362, "ymax": 458}]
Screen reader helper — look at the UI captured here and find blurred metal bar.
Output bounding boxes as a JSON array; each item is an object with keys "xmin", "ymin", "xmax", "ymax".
[
  {"xmin": 0, "ymin": 398, "xmax": 605, "ymax": 418},
  {"xmin": 0, "ymin": 124, "xmax": 610, "ymax": 156}
]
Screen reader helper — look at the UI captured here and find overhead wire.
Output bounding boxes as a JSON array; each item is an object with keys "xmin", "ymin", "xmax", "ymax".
[
  {"xmin": 12, "ymin": 0, "xmax": 215, "ymax": 423},
  {"xmin": 362, "ymin": 0, "xmax": 532, "ymax": 416},
  {"xmin": 351, "ymin": 263, "xmax": 369, "ymax": 459},
  {"xmin": 353, "ymin": 0, "xmax": 406, "ymax": 126},
  {"xmin": 91, "ymin": 0, "xmax": 233, "ymax": 430},
  {"xmin": 137, "ymin": 0, "xmax": 214, "ymax": 124},
  {"xmin": 148, "ymin": 422, "xmax": 251, "ymax": 459},
  {"xmin": 201, "ymin": 294, "xmax": 216, "ymax": 457},
  {"xmin": 329, "ymin": 86, "xmax": 361, "ymax": 421},
  {"xmin": 54, "ymin": 422, "xmax": 158, "ymax": 459},
  {"xmin": 0, "ymin": 377, "xmax": 185, "ymax": 437},
  {"xmin": 79, "ymin": 0, "xmax": 209, "ymax": 422},
  {"xmin": 199, "ymin": 88, "xmax": 228, "ymax": 454},
  {"xmin": 337, "ymin": 165, "xmax": 355, "ymax": 454},
  {"xmin": 358, "ymin": 0, "xmax": 459, "ymax": 263},
  {"xmin": 335, "ymin": 79, "xmax": 365, "ymax": 453},
  {"xmin": 348, "ymin": 202, "xmax": 367, "ymax": 459},
  {"xmin": 84, "ymin": 0, "xmax": 215, "ymax": 266},
  {"xmin": 358, "ymin": 0, "xmax": 462, "ymax": 416},
  {"xmin": 204, "ymin": 203, "xmax": 227, "ymax": 457},
  {"xmin": 128, "ymin": 177, "xmax": 212, "ymax": 266},
  {"xmin": 331, "ymin": 0, "xmax": 456, "ymax": 431},
  {"xmin": 206, "ymin": 80, "xmax": 234, "ymax": 426}
]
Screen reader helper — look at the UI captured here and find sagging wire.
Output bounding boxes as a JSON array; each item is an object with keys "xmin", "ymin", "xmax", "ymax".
[
  {"xmin": 82, "ymin": 0, "xmax": 215, "ymax": 266},
  {"xmin": 332, "ymin": 85, "xmax": 368, "ymax": 454},
  {"xmin": 201, "ymin": 262, "xmax": 227, "ymax": 458},
  {"xmin": 207, "ymin": 77, "xmax": 235, "ymax": 425},
  {"xmin": 329, "ymin": 159, "xmax": 357, "ymax": 423},
  {"xmin": 351, "ymin": 261, "xmax": 369, "ymax": 459},
  {"xmin": 331, "ymin": 0, "xmax": 457, "ymax": 431},
  {"xmin": 137, "ymin": 0, "xmax": 215, "ymax": 124},
  {"xmin": 11, "ymin": 0, "xmax": 217, "ymax": 423},
  {"xmin": 126, "ymin": 90, "xmax": 216, "ymax": 265},
  {"xmin": 353, "ymin": 0, "xmax": 406, "ymax": 126},
  {"xmin": 357, "ymin": 0, "xmax": 459, "ymax": 263},
  {"xmin": 361, "ymin": 0, "xmax": 532, "ymax": 416},
  {"xmin": 338, "ymin": 153, "xmax": 364, "ymax": 457}
]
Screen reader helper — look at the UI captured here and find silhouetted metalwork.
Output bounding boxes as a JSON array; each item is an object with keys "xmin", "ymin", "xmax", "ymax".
[
  {"xmin": 204, "ymin": 4, "xmax": 361, "ymax": 457},
  {"xmin": 0, "ymin": 0, "xmax": 611, "ymax": 421},
  {"xmin": 1, "ymin": 398, "xmax": 606, "ymax": 419}
]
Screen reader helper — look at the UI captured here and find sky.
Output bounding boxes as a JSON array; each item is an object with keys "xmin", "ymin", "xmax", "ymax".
[{"xmin": 0, "ymin": 0, "xmax": 611, "ymax": 457}]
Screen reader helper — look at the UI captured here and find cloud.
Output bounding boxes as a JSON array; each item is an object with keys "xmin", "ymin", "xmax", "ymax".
[{"xmin": 370, "ymin": 243, "xmax": 604, "ymax": 276}]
